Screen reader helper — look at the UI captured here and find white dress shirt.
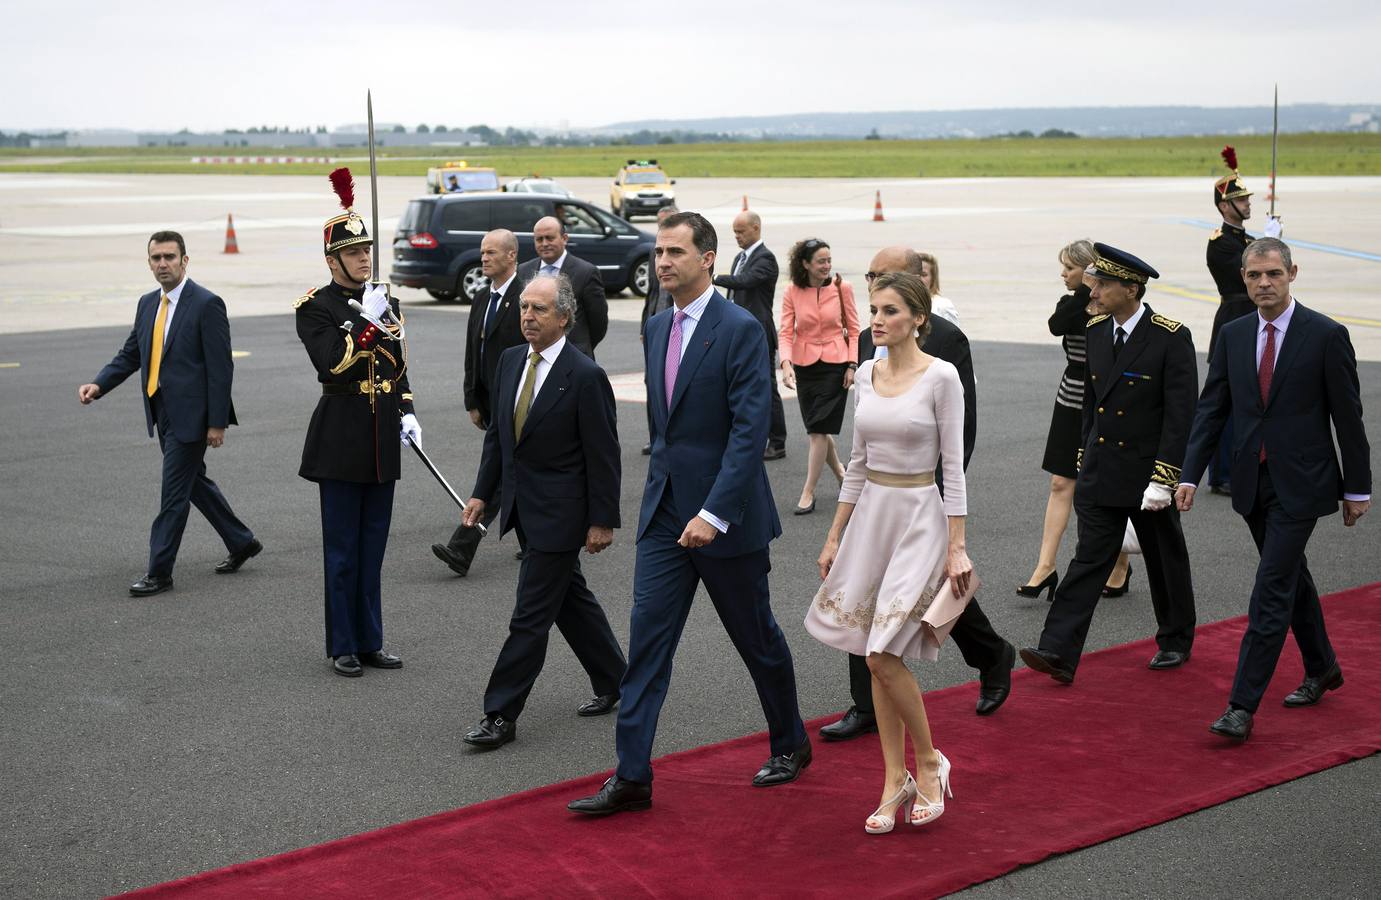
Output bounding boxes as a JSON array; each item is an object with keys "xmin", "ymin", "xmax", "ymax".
[
  {"xmin": 539, "ymin": 252, "xmax": 568, "ymax": 276},
  {"xmin": 734, "ymin": 241, "xmax": 762, "ymax": 274},
  {"xmin": 667, "ymin": 284, "xmax": 729, "ymax": 533},
  {"xmin": 1112, "ymin": 302, "xmax": 1147, "ymax": 346},
  {"xmin": 514, "ymin": 335, "xmax": 565, "ymax": 413}
]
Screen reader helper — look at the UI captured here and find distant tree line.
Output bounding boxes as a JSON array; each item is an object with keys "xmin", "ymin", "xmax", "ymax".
[
  {"xmin": 0, "ymin": 130, "xmax": 68, "ymax": 147},
  {"xmin": 993, "ymin": 128, "xmax": 1081, "ymax": 139}
]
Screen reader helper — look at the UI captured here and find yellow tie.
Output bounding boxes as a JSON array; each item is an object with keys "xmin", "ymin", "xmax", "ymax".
[
  {"xmin": 513, "ymin": 351, "xmax": 541, "ymax": 440},
  {"xmin": 146, "ymin": 293, "xmax": 169, "ymax": 398}
]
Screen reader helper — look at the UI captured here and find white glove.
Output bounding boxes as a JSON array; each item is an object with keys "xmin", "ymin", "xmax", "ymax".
[
  {"xmin": 363, "ymin": 282, "xmax": 390, "ymax": 321},
  {"xmin": 400, "ymin": 413, "xmax": 421, "ymax": 447},
  {"xmin": 1141, "ymin": 482, "xmax": 1174, "ymax": 511},
  {"xmin": 1263, "ymin": 216, "xmax": 1282, "ymax": 239}
]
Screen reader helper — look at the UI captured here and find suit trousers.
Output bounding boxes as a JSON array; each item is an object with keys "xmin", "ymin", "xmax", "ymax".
[
  {"xmin": 483, "ymin": 532, "xmax": 627, "ymax": 721},
  {"xmin": 846, "ymin": 600, "xmax": 1007, "ymax": 712},
  {"xmin": 766, "ymin": 346, "xmax": 787, "ymax": 450},
  {"xmin": 615, "ymin": 489, "xmax": 806, "ymax": 784},
  {"xmin": 319, "ymin": 479, "xmax": 395, "ymax": 657},
  {"xmin": 1229, "ymin": 464, "xmax": 1334, "ymax": 712},
  {"xmin": 148, "ymin": 398, "xmax": 253, "ymax": 577},
  {"xmin": 1039, "ymin": 499, "xmax": 1196, "ymax": 670}
]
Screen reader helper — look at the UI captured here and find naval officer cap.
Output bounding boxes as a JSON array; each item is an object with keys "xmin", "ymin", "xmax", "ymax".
[{"xmin": 1089, "ymin": 243, "xmax": 1160, "ymax": 285}]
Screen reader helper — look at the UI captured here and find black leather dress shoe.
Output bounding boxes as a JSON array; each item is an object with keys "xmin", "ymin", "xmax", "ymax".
[
  {"xmin": 976, "ymin": 642, "xmax": 1016, "ymax": 715},
  {"xmin": 215, "ymin": 538, "xmax": 262, "ymax": 574},
  {"xmin": 431, "ymin": 543, "xmax": 472, "ymax": 577},
  {"xmin": 514, "ymin": 549, "xmax": 527, "ymax": 561},
  {"xmin": 1209, "ymin": 706, "xmax": 1253, "ymax": 742},
  {"xmin": 1283, "ymin": 662, "xmax": 1343, "ymax": 707},
  {"xmin": 752, "ymin": 739, "xmax": 812, "ymax": 786},
  {"xmin": 1209, "ymin": 484, "xmax": 1232, "ymax": 496},
  {"xmin": 332, "ymin": 654, "xmax": 363, "ymax": 677},
  {"xmin": 567, "ymin": 776, "xmax": 652, "ymax": 815},
  {"xmin": 641, "ymin": 443, "xmax": 652, "ymax": 456},
  {"xmin": 360, "ymin": 650, "xmax": 402, "ymax": 669},
  {"xmin": 1148, "ymin": 649, "xmax": 1190, "ymax": 670},
  {"xmin": 1019, "ymin": 646, "xmax": 1075, "ymax": 684},
  {"xmin": 763, "ymin": 445, "xmax": 786, "ymax": 461},
  {"xmin": 577, "ymin": 694, "xmax": 618, "ymax": 717},
  {"xmin": 462, "ymin": 714, "xmax": 516, "ymax": 749},
  {"xmin": 819, "ymin": 706, "xmax": 878, "ymax": 741},
  {"xmin": 129, "ymin": 574, "xmax": 173, "ymax": 597}
]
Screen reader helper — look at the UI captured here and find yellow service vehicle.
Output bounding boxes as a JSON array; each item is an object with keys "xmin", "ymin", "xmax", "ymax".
[
  {"xmin": 425, "ymin": 161, "xmax": 501, "ymax": 195},
  {"xmin": 609, "ymin": 159, "xmax": 675, "ymax": 220}
]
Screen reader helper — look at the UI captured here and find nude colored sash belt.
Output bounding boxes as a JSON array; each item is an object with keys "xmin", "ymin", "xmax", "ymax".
[{"xmin": 865, "ymin": 468, "xmax": 936, "ymax": 488}]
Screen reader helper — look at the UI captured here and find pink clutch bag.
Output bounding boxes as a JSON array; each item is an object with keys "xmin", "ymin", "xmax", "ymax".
[{"xmin": 919, "ymin": 572, "xmax": 981, "ymax": 662}]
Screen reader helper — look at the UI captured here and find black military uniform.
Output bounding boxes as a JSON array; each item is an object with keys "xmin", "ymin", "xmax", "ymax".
[
  {"xmin": 297, "ymin": 170, "xmax": 414, "ymax": 677},
  {"xmin": 1022, "ymin": 245, "xmax": 1198, "ymax": 681},
  {"xmin": 1205, "ymin": 150, "xmax": 1256, "ymax": 492}
]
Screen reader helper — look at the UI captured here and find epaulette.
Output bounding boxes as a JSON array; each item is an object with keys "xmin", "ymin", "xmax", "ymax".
[
  {"xmin": 1151, "ymin": 313, "xmax": 1182, "ymax": 332},
  {"xmin": 293, "ymin": 288, "xmax": 318, "ymax": 310},
  {"xmin": 1086, "ymin": 314, "xmax": 1110, "ymax": 328},
  {"xmin": 1208, "ymin": 228, "xmax": 1222, "ymax": 241}
]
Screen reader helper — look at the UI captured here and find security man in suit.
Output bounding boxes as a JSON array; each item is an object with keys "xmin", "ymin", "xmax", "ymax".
[
  {"xmin": 459, "ymin": 274, "xmax": 627, "ymax": 749},
  {"xmin": 296, "ymin": 169, "xmax": 418, "ymax": 678},
  {"xmin": 517, "ymin": 216, "xmax": 609, "ymax": 359},
  {"xmin": 1204, "ymin": 147, "xmax": 1257, "ymax": 496},
  {"xmin": 714, "ymin": 210, "xmax": 786, "ymax": 459},
  {"xmin": 79, "ymin": 230, "xmax": 260, "ymax": 597},
  {"xmin": 821, "ymin": 246, "xmax": 1013, "ymax": 741},
  {"xmin": 1021, "ymin": 244, "xmax": 1199, "ymax": 683},
  {"xmin": 1178, "ymin": 238, "xmax": 1371, "ymax": 742},
  {"xmin": 638, "ymin": 205, "xmax": 679, "ymax": 455},
  {"xmin": 432, "ymin": 229, "xmax": 526, "ymax": 577}
]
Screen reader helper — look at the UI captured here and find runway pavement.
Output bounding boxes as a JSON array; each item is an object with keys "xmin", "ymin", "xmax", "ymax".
[{"xmin": 1, "ymin": 306, "xmax": 1377, "ymax": 897}]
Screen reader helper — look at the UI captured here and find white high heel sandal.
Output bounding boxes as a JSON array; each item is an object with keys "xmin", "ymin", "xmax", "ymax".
[
  {"xmin": 910, "ymin": 749, "xmax": 953, "ymax": 827},
  {"xmin": 864, "ymin": 772, "xmax": 919, "ymax": 834}
]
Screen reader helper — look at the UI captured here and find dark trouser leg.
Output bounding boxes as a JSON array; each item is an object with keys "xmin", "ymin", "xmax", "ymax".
[
  {"xmin": 553, "ymin": 557, "xmax": 627, "ymax": 698},
  {"xmin": 320, "ymin": 480, "xmax": 364, "ymax": 657},
  {"xmin": 1039, "ymin": 500, "xmax": 1127, "ymax": 669},
  {"xmin": 352, "ymin": 480, "xmax": 394, "ymax": 655},
  {"xmin": 698, "ymin": 548, "xmax": 807, "ymax": 757},
  {"xmin": 1129, "ymin": 506, "xmax": 1196, "ymax": 654},
  {"xmin": 147, "ymin": 417, "xmax": 209, "ymax": 578},
  {"xmin": 767, "ymin": 346, "xmax": 787, "ymax": 450},
  {"xmin": 1228, "ymin": 465, "xmax": 1328, "ymax": 712},
  {"xmin": 949, "ymin": 600, "xmax": 1007, "ymax": 673},
  {"xmin": 847, "ymin": 653, "xmax": 873, "ymax": 712},
  {"xmin": 484, "ymin": 546, "xmax": 582, "ymax": 720},
  {"xmin": 615, "ymin": 498, "xmax": 700, "ymax": 785}
]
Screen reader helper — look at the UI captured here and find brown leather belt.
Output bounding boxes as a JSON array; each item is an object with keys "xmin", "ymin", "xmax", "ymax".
[
  {"xmin": 322, "ymin": 379, "xmax": 393, "ymax": 396},
  {"xmin": 865, "ymin": 468, "xmax": 936, "ymax": 488}
]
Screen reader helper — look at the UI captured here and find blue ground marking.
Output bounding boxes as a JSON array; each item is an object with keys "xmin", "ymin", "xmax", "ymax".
[{"xmin": 1178, "ymin": 219, "xmax": 1381, "ymax": 263}]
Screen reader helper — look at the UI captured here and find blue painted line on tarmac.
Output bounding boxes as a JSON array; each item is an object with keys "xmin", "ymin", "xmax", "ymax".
[{"xmin": 1179, "ymin": 219, "xmax": 1381, "ymax": 263}]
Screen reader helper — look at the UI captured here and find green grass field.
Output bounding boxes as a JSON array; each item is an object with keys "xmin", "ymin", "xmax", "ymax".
[{"xmin": 2, "ymin": 133, "xmax": 1377, "ymax": 177}]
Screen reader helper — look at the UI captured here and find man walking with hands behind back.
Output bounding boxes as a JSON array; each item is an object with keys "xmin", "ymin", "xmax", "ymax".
[
  {"xmin": 569, "ymin": 212, "xmax": 809, "ymax": 817},
  {"xmin": 78, "ymin": 231, "xmax": 259, "ymax": 596},
  {"xmin": 1177, "ymin": 238, "xmax": 1370, "ymax": 743}
]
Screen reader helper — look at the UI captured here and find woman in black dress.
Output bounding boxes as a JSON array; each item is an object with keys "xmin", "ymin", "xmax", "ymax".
[{"xmin": 1018, "ymin": 239, "xmax": 1131, "ymax": 599}]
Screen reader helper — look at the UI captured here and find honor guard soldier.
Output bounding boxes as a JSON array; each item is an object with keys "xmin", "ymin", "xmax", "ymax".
[
  {"xmin": 296, "ymin": 168, "xmax": 422, "ymax": 678},
  {"xmin": 1021, "ymin": 244, "xmax": 1199, "ymax": 684}
]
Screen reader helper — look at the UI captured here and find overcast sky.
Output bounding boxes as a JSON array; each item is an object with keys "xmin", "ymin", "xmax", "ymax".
[{"xmin": 7, "ymin": 1, "xmax": 1379, "ymax": 132}]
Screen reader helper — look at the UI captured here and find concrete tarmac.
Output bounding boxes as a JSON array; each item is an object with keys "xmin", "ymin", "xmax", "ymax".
[{"xmin": 1, "ymin": 304, "xmax": 1378, "ymax": 897}]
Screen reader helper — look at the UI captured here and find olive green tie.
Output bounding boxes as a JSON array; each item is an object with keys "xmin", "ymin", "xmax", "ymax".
[{"xmin": 513, "ymin": 351, "xmax": 541, "ymax": 440}]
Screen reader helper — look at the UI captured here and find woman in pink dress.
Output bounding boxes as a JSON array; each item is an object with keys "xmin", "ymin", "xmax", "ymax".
[{"xmin": 804, "ymin": 272, "xmax": 973, "ymax": 834}]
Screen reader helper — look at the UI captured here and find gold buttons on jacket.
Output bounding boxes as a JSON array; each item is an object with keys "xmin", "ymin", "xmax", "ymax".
[
  {"xmin": 1098, "ymin": 437, "xmax": 1105, "ymax": 444},
  {"xmin": 1097, "ymin": 406, "xmax": 1105, "ymax": 413}
]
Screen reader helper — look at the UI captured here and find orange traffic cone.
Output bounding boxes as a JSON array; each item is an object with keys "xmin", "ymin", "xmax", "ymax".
[
  {"xmin": 872, "ymin": 191, "xmax": 885, "ymax": 222},
  {"xmin": 742, "ymin": 194, "xmax": 749, "ymax": 211},
  {"xmin": 223, "ymin": 214, "xmax": 239, "ymax": 254}
]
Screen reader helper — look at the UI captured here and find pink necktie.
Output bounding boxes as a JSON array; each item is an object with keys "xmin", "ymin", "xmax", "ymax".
[
  {"xmin": 664, "ymin": 310, "xmax": 687, "ymax": 409},
  {"xmin": 1259, "ymin": 323, "xmax": 1276, "ymax": 461}
]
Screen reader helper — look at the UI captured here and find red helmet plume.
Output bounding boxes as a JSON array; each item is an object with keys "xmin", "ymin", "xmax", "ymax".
[
  {"xmin": 328, "ymin": 167, "xmax": 355, "ymax": 210},
  {"xmin": 1220, "ymin": 146, "xmax": 1238, "ymax": 172}
]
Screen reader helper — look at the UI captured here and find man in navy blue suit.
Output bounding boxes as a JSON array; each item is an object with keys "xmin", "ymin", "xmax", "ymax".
[
  {"xmin": 1177, "ymin": 238, "xmax": 1371, "ymax": 743},
  {"xmin": 569, "ymin": 212, "xmax": 809, "ymax": 816},
  {"xmin": 78, "ymin": 231, "xmax": 259, "ymax": 596}
]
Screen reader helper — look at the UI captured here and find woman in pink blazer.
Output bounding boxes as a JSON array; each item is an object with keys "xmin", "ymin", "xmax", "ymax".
[{"xmin": 779, "ymin": 238, "xmax": 860, "ymax": 515}]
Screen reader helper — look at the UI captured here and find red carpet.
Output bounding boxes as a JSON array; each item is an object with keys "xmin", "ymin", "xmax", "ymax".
[{"xmin": 128, "ymin": 584, "xmax": 1381, "ymax": 899}]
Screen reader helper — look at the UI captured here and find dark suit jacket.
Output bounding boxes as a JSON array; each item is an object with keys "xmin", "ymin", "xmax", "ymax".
[
  {"xmin": 463, "ymin": 272, "xmax": 526, "ymax": 424},
  {"xmin": 640, "ymin": 246, "xmax": 670, "ymax": 336},
  {"xmin": 1078, "ymin": 304, "xmax": 1198, "ymax": 507},
  {"xmin": 713, "ymin": 244, "xmax": 780, "ymax": 349},
  {"xmin": 641, "ymin": 293, "xmax": 782, "ymax": 558},
  {"xmin": 1182, "ymin": 300, "xmax": 1370, "ymax": 519},
  {"xmin": 519, "ymin": 254, "xmax": 608, "ymax": 358},
  {"xmin": 472, "ymin": 340, "xmax": 621, "ymax": 552},
  {"xmin": 94, "ymin": 278, "xmax": 237, "ymax": 444}
]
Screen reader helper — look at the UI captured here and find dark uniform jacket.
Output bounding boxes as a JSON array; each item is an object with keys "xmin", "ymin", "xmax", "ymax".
[
  {"xmin": 296, "ymin": 281, "xmax": 414, "ymax": 483},
  {"xmin": 713, "ymin": 243, "xmax": 780, "ymax": 350},
  {"xmin": 463, "ymin": 273, "xmax": 526, "ymax": 424},
  {"xmin": 1077, "ymin": 304, "xmax": 1197, "ymax": 507},
  {"xmin": 518, "ymin": 254, "xmax": 608, "ymax": 358},
  {"xmin": 1206, "ymin": 222, "xmax": 1255, "ymax": 356}
]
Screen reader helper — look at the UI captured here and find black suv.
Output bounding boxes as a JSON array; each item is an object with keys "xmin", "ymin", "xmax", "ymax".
[{"xmin": 390, "ymin": 193, "xmax": 655, "ymax": 303}]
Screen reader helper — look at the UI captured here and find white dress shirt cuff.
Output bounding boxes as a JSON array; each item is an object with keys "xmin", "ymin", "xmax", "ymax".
[
  {"xmin": 1343, "ymin": 493, "xmax": 1370, "ymax": 502},
  {"xmin": 697, "ymin": 509, "xmax": 729, "ymax": 533}
]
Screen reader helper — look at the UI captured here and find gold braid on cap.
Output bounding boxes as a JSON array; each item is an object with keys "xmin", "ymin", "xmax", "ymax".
[{"xmin": 1093, "ymin": 257, "xmax": 1148, "ymax": 284}]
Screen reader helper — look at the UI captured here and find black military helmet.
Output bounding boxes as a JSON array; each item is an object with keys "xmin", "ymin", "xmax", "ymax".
[
  {"xmin": 323, "ymin": 167, "xmax": 372, "ymax": 255},
  {"xmin": 1213, "ymin": 145, "xmax": 1252, "ymax": 204}
]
